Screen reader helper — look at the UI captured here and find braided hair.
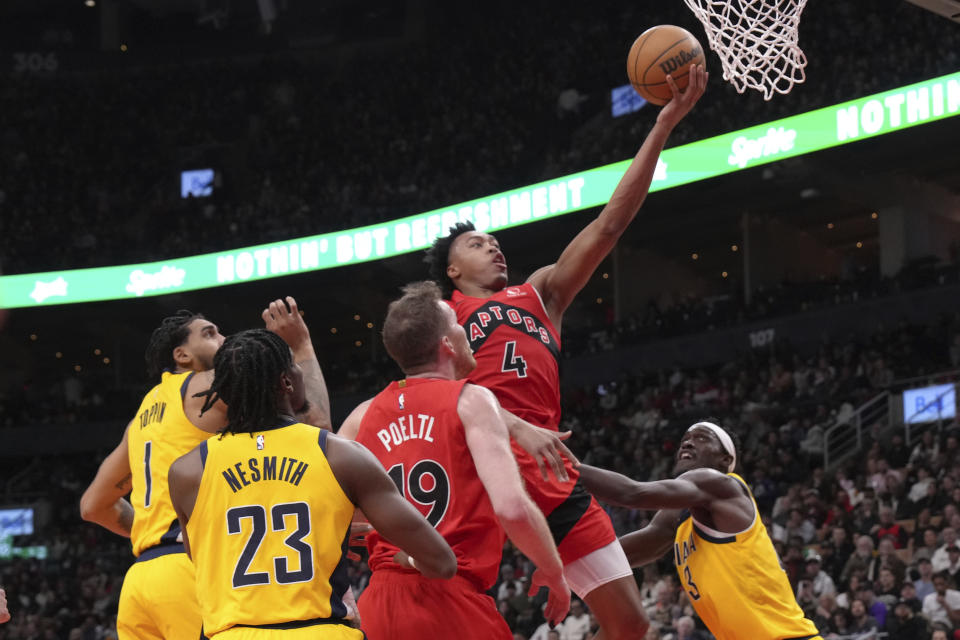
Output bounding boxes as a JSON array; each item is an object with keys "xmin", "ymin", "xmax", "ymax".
[
  {"xmin": 424, "ymin": 221, "xmax": 476, "ymax": 298},
  {"xmin": 144, "ymin": 310, "xmax": 204, "ymax": 380},
  {"xmin": 196, "ymin": 329, "xmax": 293, "ymax": 435}
]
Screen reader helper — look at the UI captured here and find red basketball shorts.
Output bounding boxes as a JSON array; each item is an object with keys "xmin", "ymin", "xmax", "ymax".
[
  {"xmin": 358, "ymin": 570, "xmax": 511, "ymax": 640},
  {"xmin": 511, "ymin": 442, "xmax": 617, "ymax": 566}
]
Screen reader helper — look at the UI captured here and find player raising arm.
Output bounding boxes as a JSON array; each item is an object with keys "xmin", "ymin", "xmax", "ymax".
[
  {"xmin": 426, "ymin": 67, "xmax": 707, "ymax": 638},
  {"xmin": 79, "ymin": 297, "xmax": 328, "ymax": 640},
  {"xmin": 577, "ymin": 421, "xmax": 822, "ymax": 640},
  {"xmin": 339, "ymin": 281, "xmax": 570, "ymax": 639}
]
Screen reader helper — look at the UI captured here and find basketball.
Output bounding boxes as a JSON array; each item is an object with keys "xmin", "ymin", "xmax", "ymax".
[{"xmin": 627, "ymin": 25, "xmax": 706, "ymax": 106}]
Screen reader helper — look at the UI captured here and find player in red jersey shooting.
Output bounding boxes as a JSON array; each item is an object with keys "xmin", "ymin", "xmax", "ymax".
[
  {"xmin": 424, "ymin": 67, "xmax": 707, "ymax": 639},
  {"xmin": 339, "ymin": 281, "xmax": 570, "ymax": 640}
]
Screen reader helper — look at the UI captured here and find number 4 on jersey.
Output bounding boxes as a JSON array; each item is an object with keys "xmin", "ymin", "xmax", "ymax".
[{"xmin": 501, "ymin": 341, "xmax": 528, "ymax": 378}]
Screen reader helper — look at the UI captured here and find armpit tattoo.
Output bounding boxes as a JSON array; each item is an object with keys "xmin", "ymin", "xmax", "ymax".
[{"xmin": 115, "ymin": 474, "xmax": 132, "ymax": 491}]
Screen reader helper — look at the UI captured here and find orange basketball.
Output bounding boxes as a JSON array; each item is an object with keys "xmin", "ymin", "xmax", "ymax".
[{"xmin": 627, "ymin": 25, "xmax": 706, "ymax": 106}]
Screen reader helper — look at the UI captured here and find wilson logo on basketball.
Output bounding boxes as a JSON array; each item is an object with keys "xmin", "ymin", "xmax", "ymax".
[{"xmin": 658, "ymin": 46, "xmax": 703, "ymax": 76}]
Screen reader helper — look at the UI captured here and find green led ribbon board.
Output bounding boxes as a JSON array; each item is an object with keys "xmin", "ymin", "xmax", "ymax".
[{"xmin": 3, "ymin": 70, "xmax": 959, "ymax": 309}]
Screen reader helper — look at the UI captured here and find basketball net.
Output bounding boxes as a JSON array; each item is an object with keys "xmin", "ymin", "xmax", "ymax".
[{"xmin": 683, "ymin": 0, "xmax": 809, "ymax": 100}]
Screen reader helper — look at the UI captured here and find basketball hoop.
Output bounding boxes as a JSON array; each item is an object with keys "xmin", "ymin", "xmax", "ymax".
[{"xmin": 683, "ymin": 0, "xmax": 809, "ymax": 101}]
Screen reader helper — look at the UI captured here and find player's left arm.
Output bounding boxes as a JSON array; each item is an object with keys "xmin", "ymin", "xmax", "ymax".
[
  {"xmin": 168, "ymin": 446, "xmax": 205, "ymax": 559},
  {"xmin": 263, "ymin": 296, "xmax": 332, "ymax": 431},
  {"xmin": 578, "ymin": 464, "xmax": 736, "ymax": 510},
  {"xmin": 528, "ymin": 66, "xmax": 707, "ymax": 324},
  {"xmin": 79, "ymin": 423, "xmax": 135, "ymax": 537}
]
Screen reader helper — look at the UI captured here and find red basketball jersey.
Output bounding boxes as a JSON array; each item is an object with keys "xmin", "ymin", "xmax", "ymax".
[
  {"xmin": 448, "ymin": 283, "xmax": 562, "ymax": 430},
  {"xmin": 356, "ymin": 377, "xmax": 506, "ymax": 590}
]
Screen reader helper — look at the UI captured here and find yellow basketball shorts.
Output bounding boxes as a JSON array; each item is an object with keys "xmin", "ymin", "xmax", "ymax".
[
  {"xmin": 117, "ymin": 547, "xmax": 203, "ymax": 640},
  {"xmin": 212, "ymin": 624, "xmax": 364, "ymax": 639}
]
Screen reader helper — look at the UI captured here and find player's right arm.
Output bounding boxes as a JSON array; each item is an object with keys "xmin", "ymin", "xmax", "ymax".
[
  {"xmin": 79, "ymin": 423, "xmax": 135, "ymax": 537},
  {"xmin": 263, "ymin": 296, "xmax": 332, "ymax": 430},
  {"xmin": 618, "ymin": 509, "xmax": 678, "ymax": 568},
  {"xmin": 459, "ymin": 384, "xmax": 571, "ymax": 626},
  {"xmin": 324, "ymin": 434, "xmax": 457, "ymax": 580}
]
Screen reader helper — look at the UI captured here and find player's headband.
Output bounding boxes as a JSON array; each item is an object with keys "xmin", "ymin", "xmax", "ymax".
[{"xmin": 688, "ymin": 421, "xmax": 736, "ymax": 472}]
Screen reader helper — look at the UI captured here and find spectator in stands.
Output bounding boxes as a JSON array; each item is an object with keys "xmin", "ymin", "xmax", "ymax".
[
  {"xmin": 842, "ymin": 536, "xmax": 876, "ymax": 585},
  {"xmin": 917, "ymin": 528, "xmax": 941, "ymax": 562},
  {"xmin": 873, "ymin": 537, "xmax": 909, "ymax": 584},
  {"xmin": 671, "ymin": 615, "xmax": 709, "ymax": 640},
  {"xmin": 887, "ymin": 432, "xmax": 912, "ymax": 469},
  {"xmin": 909, "ymin": 431, "xmax": 940, "ymax": 470},
  {"xmin": 921, "ymin": 572, "xmax": 960, "ymax": 630},
  {"xmin": 933, "ymin": 528, "xmax": 959, "ymax": 573},
  {"xmin": 559, "ymin": 599, "xmax": 590, "ymax": 640},
  {"xmin": 877, "ymin": 567, "xmax": 900, "ymax": 605},
  {"xmin": 849, "ymin": 598, "xmax": 881, "ymax": 635},
  {"xmin": 875, "ymin": 505, "xmax": 911, "ymax": 548},
  {"xmin": 911, "ymin": 468, "xmax": 937, "ymax": 503},
  {"xmin": 902, "ymin": 581, "xmax": 924, "ymax": 613},
  {"xmin": 646, "ymin": 582, "xmax": 681, "ymax": 631},
  {"xmin": 826, "ymin": 607, "xmax": 853, "ymax": 638},
  {"xmin": 827, "ymin": 526, "xmax": 855, "ymax": 575},
  {"xmin": 812, "ymin": 593, "xmax": 838, "ymax": 631},
  {"xmin": 860, "ymin": 582, "xmax": 889, "ymax": 628},
  {"xmin": 785, "ymin": 508, "xmax": 817, "ymax": 544},
  {"xmin": 801, "ymin": 554, "xmax": 836, "ymax": 599},
  {"xmin": 917, "ymin": 558, "xmax": 938, "ymax": 601},
  {"xmin": 885, "ymin": 597, "xmax": 930, "ymax": 640},
  {"xmin": 497, "ymin": 564, "xmax": 525, "ymax": 602},
  {"xmin": 855, "ymin": 497, "xmax": 882, "ymax": 537},
  {"xmin": 943, "ymin": 545, "xmax": 960, "ymax": 587}
]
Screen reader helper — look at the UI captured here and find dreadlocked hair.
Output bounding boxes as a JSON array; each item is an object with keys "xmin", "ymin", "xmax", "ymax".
[
  {"xmin": 195, "ymin": 329, "xmax": 293, "ymax": 436},
  {"xmin": 424, "ymin": 221, "xmax": 476, "ymax": 298},
  {"xmin": 145, "ymin": 310, "xmax": 204, "ymax": 380}
]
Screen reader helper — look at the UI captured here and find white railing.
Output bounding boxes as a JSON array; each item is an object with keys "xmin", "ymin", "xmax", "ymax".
[{"xmin": 824, "ymin": 391, "xmax": 890, "ymax": 469}]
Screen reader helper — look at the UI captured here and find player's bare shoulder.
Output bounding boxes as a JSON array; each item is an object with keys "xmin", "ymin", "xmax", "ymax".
[{"xmin": 676, "ymin": 468, "xmax": 743, "ymax": 497}]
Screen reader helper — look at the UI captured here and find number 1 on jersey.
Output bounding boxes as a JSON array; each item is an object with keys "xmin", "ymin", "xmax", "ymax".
[
  {"xmin": 501, "ymin": 341, "xmax": 528, "ymax": 378},
  {"xmin": 143, "ymin": 441, "xmax": 153, "ymax": 508}
]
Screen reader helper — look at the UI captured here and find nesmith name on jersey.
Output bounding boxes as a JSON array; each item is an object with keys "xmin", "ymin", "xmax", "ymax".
[
  {"xmin": 376, "ymin": 413, "xmax": 436, "ymax": 452},
  {"xmin": 220, "ymin": 456, "xmax": 309, "ymax": 493}
]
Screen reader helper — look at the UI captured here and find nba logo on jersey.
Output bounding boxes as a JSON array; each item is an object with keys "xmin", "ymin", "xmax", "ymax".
[
  {"xmin": 256, "ymin": 435, "xmax": 265, "ymax": 450},
  {"xmin": 398, "ymin": 393, "xmax": 405, "ymax": 410},
  {"xmin": 505, "ymin": 287, "xmax": 526, "ymax": 297}
]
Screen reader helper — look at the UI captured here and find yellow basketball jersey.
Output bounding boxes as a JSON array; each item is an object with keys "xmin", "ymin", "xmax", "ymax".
[
  {"xmin": 128, "ymin": 371, "xmax": 211, "ymax": 557},
  {"xmin": 673, "ymin": 473, "xmax": 820, "ymax": 640},
  {"xmin": 187, "ymin": 421, "xmax": 355, "ymax": 636}
]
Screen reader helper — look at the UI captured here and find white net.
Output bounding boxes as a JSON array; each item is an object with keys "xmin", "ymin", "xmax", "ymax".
[{"xmin": 683, "ymin": 0, "xmax": 809, "ymax": 101}]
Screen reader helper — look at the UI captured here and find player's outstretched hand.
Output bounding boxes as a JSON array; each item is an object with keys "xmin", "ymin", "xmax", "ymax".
[
  {"xmin": 0, "ymin": 587, "xmax": 10, "ymax": 624},
  {"xmin": 656, "ymin": 64, "xmax": 708, "ymax": 130},
  {"xmin": 262, "ymin": 296, "xmax": 312, "ymax": 353},
  {"xmin": 511, "ymin": 421, "xmax": 579, "ymax": 483},
  {"xmin": 528, "ymin": 568, "xmax": 571, "ymax": 627}
]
